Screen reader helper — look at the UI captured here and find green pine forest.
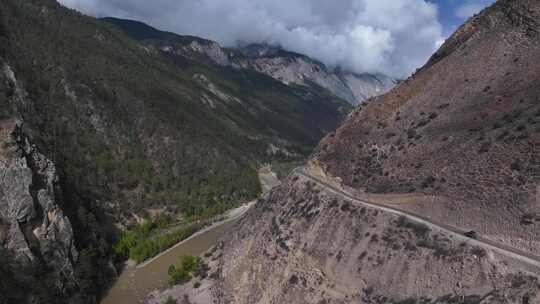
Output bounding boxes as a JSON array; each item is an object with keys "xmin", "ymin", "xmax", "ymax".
[{"xmin": 0, "ymin": 0, "xmax": 350, "ymax": 302}]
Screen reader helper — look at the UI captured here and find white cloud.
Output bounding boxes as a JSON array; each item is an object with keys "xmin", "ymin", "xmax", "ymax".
[{"xmin": 57, "ymin": 0, "xmax": 444, "ymax": 78}]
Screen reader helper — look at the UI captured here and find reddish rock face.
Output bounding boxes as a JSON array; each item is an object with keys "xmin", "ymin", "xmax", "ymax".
[{"xmin": 314, "ymin": 0, "xmax": 540, "ymax": 255}]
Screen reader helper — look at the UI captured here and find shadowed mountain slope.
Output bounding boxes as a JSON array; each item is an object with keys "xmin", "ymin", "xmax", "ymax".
[
  {"xmin": 102, "ymin": 17, "xmax": 397, "ymax": 106},
  {"xmin": 0, "ymin": 0, "xmax": 350, "ymax": 302}
]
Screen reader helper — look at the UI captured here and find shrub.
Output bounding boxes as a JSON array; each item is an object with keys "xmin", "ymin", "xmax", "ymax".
[
  {"xmin": 421, "ymin": 176, "xmax": 436, "ymax": 189},
  {"xmin": 407, "ymin": 129, "xmax": 417, "ymax": 139},
  {"xmin": 478, "ymin": 141, "xmax": 491, "ymax": 153},
  {"xmin": 180, "ymin": 255, "xmax": 200, "ymax": 273},
  {"xmin": 396, "ymin": 216, "xmax": 430, "ymax": 238},
  {"xmin": 163, "ymin": 296, "xmax": 177, "ymax": 304},
  {"xmin": 168, "ymin": 265, "xmax": 191, "ymax": 285},
  {"xmin": 167, "ymin": 255, "xmax": 201, "ymax": 286},
  {"xmin": 416, "ymin": 119, "xmax": 430, "ymax": 127},
  {"xmin": 209, "ymin": 271, "xmax": 220, "ymax": 280},
  {"xmin": 470, "ymin": 247, "xmax": 487, "ymax": 258}
]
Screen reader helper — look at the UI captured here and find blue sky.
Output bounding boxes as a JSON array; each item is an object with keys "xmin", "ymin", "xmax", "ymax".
[{"xmin": 429, "ymin": 0, "xmax": 496, "ymax": 36}]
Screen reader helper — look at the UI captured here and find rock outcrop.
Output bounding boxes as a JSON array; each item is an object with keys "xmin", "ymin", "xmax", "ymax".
[
  {"xmin": 235, "ymin": 44, "xmax": 398, "ymax": 106},
  {"xmin": 1, "ymin": 59, "xmax": 78, "ymax": 297},
  {"xmin": 0, "ymin": 119, "xmax": 78, "ymax": 287}
]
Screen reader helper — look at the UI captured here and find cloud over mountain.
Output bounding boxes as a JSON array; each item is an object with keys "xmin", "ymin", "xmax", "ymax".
[{"xmin": 59, "ymin": 0, "xmax": 444, "ymax": 77}]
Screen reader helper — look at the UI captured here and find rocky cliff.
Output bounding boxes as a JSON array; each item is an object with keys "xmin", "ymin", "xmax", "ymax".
[
  {"xmin": 0, "ymin": 118, "xmax": 78, "ymax": 301},
  {"xmin": 0, "ymin": 59, "xmax": 82, "ymax": 303},
  {"xmin": 235, "ymin": 44, "xmax": 398, "ymax": 106},
  {"xmin": 1, "ymin": 118, "xmax": 77, "ymax": 269}
]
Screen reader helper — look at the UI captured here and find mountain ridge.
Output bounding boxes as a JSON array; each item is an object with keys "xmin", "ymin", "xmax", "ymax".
[{"xmin": 101, "ymin": 17, "xmax": 398, "ymax": 105}]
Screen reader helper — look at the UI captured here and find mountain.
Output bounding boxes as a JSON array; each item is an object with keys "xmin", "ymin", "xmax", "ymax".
[
  {"xmin": 148, "ymin": 0, "xmax": 540, "ymax": 303},
  {"xmin": 235, "ymin": 43, "xmax": 399, "ymax": 106},
  {"xmin": 0, "ymin": 1, "xmax": 351, "ymax": 303},
  {"xmin": 102, "ymin": 18, "xmax": 397, "ymax": 106}
]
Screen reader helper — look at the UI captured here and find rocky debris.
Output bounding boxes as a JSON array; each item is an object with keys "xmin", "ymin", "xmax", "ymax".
[
  {"xmin": 0, "ymin": 118, "xmax": 78, "ymax": 284},
  {"xmin": 185, "ymin": 40, "xmax": 231, "ymax": 66},
  {"xmin": 266, "ymin": 143, "xmax": 298, "ymax": 158},
  {"xmin": 341, "ymin": 72, "xmax": 397, "ymax": 105},
  {"xmin": 192, "ymin": 73, "xmax": 241, "ymax": 105}
]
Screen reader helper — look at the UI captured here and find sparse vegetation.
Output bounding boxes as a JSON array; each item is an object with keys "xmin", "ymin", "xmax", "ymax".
[
  {"xmin": 167, "ymin": 255, "xmax": 201, "ymax": 286},
  {"xmin": 163, "ymin": 296, "xmax": 177, "ymax": 304},
  {"xmin": 209, "ymin": 270, "xmax": 220, "ymax": 280},
  {"xmin": 396, "ymin": 217, "xmax": 428, "ymax": 240}
]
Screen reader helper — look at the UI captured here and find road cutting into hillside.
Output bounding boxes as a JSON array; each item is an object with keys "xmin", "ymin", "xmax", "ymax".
[{"xmin": 295, "ymin": 167, "xmax": 540, "ymax": 275}]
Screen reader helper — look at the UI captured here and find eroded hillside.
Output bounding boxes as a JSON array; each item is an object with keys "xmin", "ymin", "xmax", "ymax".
[{"xmin": 315, "ymin": 0, "xmax": 540, "ymax": 255}]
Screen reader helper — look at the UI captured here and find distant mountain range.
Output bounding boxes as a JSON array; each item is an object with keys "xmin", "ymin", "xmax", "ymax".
[{"xmin": 101, "ymin": 17, "xmax": 398, "ymax": 106}]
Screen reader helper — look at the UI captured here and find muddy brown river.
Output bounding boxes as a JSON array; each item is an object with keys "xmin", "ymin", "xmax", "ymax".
[
  {"xmin": 101, "ymin": 219, "xmax": 237, "ymax": 304},
  {"xmin": 101, "ymin": 168, "xmax": 280, "ymax": 304}
]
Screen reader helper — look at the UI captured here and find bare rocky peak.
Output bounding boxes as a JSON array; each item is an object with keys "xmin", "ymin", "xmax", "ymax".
[
  {"xmin": 235, "ymin": 43, "xmax": 398, "ymax": 105},
  {"xmin": 155, "ymin": 36, "xmax": 397, "ymax": 105},
  {"xmin": 236, "ymin": 43, "xmax": 285, "ymax": 58},
  {"xmin": 101, "ymin": 18, "xmax": 397, "ymax": 105},
  {"xmin": 341, "ymin": 72, "xmax": 398, "ymax": 105}
]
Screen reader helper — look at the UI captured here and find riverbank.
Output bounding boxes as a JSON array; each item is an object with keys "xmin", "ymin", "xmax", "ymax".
[
  {"xmin": 100, "ymin": 166, "xmax": 280, "ymax": 304},
  {"xmin": 136, "ymin": 199, "xmax": 256, "ymax": 269}
]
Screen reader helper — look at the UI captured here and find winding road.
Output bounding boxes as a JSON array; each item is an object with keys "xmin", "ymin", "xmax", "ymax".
[{"xmin": 295, "ymin": 167, "xmax": 540, "ymax": 274}]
